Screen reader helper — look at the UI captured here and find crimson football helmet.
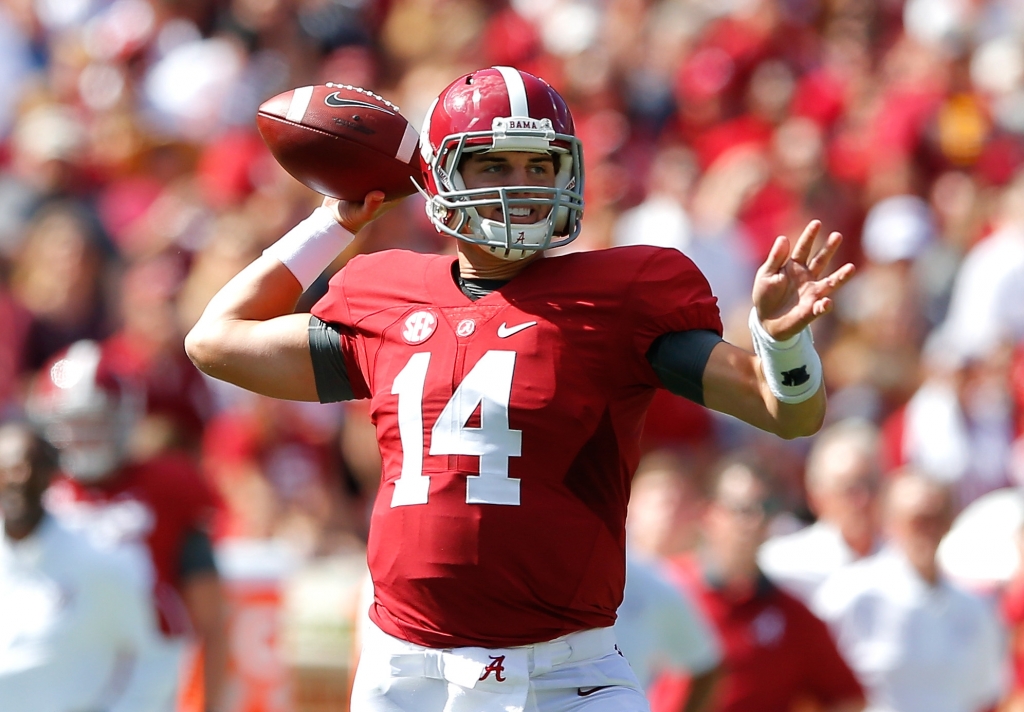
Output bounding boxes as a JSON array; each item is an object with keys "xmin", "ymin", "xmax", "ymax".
[
  {"xmin": 419, "ymin": 66, "xmax": 585, "ymax": 260},
  {"xmin": 26, "ymin": 340, "xmax": 143, "ymax": 483}
]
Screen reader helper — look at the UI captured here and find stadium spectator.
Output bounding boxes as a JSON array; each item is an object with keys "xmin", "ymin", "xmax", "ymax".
[
  {"xmin": 615, "ymin": 553, "xmax": 723, "ymax": 712},
  {"xmin": 0, "ymin": 421, "xmax": 161, "ymax": 711},
  {"xmin": 0, "ymin": 283, "xmax": 30, "ymax": 417},
  {"xmin": 103, "ymin": 255, "xmax": 213, "ymax": 457},
  {"xmin": 881, "ymin": 331, "xmax": 1018, "ymax": 509},
  {"xmin": 627, "ymin": 449, "xmax": 710, "ymax": 560},
  {"xmin": 759, "ymin": 418, "xmax": 883, "ymax": 603},
  {"xmin": 814, "ymin": 469, "xmax": 1006, "ymax": 712},
  {"xmin": 939, "ymin": 171, "xmax": 1024, "ymax": 364},
  {"xmin": 26, "ymin": 341, "xmax": 228, "ymax": 712},
  {"xmin": 655, "ymin": 456, "xmax": 866, "ymax": 712},
  {"xmin": 9, "ymin": 201, "xmax": 113, "ymax": 371},
  {"xmin": 1000, "ymin": 521, "xmax": 1024, "ymax": 712},
  {"xmin": 201, "ymin": 395, "xmax": 360, "ymax": 556}
]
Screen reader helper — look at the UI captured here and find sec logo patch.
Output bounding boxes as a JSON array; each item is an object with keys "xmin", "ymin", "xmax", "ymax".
[{"xmin": 402, "ymin": 310, "xmax": 438, "ymax": 344}]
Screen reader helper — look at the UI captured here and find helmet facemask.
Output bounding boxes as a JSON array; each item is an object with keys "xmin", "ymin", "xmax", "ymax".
[
  {"xmin": 421, "ymin": 116, "xmax": 586, "ymax": 261},
  {"xmin": 42, "ymin": 408, "xmax": 134, "ymax": 483}
]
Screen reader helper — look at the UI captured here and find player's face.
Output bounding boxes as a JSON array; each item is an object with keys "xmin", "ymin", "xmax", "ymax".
[
  {"xmin": 0, "ymin": 427, "xmax": 52, "ymax": 532},
  {"xmin": 460, "ymin": 151, "xmax": 558, "ymax": 224},
  {"xmin": 44, "ymin": 411, "xmax": 123, "ymax": 482}
]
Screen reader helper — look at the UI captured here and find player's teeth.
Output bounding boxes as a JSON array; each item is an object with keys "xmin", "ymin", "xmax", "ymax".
[{"xmin": 509, "ymin": 208, "xmax": 531, "ymax": 216}]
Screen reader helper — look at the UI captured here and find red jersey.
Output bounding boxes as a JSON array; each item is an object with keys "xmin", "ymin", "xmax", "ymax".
[
  {"xmin": 46, "ymin": 454, "xmax": 220, "ymax": 636},
  {"xmin": 311, "ymin": 246, "xmax": 721, "ymax": 648},
  {"xmin": 654, "ymin": 556, "xmax": 864, "ymax": 712}
]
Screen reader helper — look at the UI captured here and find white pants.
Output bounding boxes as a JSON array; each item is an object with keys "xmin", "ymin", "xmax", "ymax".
[{"xmin": 351, "ymin": 622, "xmax": 650, "ymax": 712}]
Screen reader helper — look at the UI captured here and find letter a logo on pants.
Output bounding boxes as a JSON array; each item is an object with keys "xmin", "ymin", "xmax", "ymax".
[{"xmin": 479, "ymin": 655, "xmax": 507, "ymax": 682}]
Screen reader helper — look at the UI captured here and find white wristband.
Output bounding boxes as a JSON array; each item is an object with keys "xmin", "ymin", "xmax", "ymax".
[
  {"xmin": 748, "ymin": 307, "xmax": 823, "ymax": 404},
  {"xmin": 263, "ymin": 207, "xmax": 354, "ymax": 291}
]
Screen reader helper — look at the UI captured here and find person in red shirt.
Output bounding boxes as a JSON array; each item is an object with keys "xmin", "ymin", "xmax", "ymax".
[
  {"xmin": 185, "ymin": 66, "xmax": 854, "ymax": 712},
  {"xmin": 26, "ymin": 339, "xmax": 227, "ymax": 712},
  {"xmin": 655, "ymin": 456, "xmax": 864, "ymax": 712}
]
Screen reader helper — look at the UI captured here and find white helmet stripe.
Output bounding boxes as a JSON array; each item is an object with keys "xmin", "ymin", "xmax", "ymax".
[
  {"xmin": 494, "ymin": 66, "xmax": 529, "ymax": 117},
  {"xmin": 420, "ymin": 97, "xmax": 439, "ymax": 162}
]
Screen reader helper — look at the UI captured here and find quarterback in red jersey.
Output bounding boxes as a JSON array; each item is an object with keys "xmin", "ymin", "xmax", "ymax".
[
  {"xmin": 27, "ymin": 340, "xmax": 227, "ymax": 712},
  {"xmin": 187, "ymin": 66, "xmax": 855, "ymax": 712}
]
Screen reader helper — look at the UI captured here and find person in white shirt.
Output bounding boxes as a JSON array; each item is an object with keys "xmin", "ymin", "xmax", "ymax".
[
  {"xmin": 0, "ymin": 422, "xmax": 160, "ymax": 712},
  {"xmin": 939, "ymin": 173, "xmax": 1024, "ymax": 361},
  {"xmin": 759, "ymin": 418, "xmax": 882, "ymax": 603},
  {"xmin": 621, "ymin": 452, "xmax": 723, "ymax": 712},
  {"xmin": 813, "ymin": 470, "xmax": 1006, "ymax": 712},
  {"xmin": 614, "ymin": 552, "xmax": 722, "ymax": 712}
]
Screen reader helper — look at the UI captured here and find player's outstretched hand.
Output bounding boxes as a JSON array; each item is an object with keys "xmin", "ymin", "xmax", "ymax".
[
  {"xmin": 322, "ymin": 191, "xmax": 401, "ymax": 234},
  {"xmin": 752, "ymin": 220, "xmax": 855, "ymax": 341}
]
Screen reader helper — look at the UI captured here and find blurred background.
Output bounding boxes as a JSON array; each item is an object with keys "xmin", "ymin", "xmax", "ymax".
[{"xmin": 2, "ymin": 0, "xmax": 1024, "ymax": 709}]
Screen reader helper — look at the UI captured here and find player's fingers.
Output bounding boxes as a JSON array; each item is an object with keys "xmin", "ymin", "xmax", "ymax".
[
  {"xmin": 812, "ymin": 297, "xmax": 834, "ymax": 317},
  {"xmin": 760, "ymin": 235, "xmax": 790, "ymax": 275},
  {"xmin": 364, "ymin": 190, "xmax": 386, "ymax": 213},
  {"xmin": 807, "ymin": 231, "xmax": 843, "ymax": 279},
  {"xmin": 791, "ymin": 220, "xmax": 821, "ymax": 265},
  {"xmin": 813, "ymin": 262, "xmax": 856, "ymax": 296}
]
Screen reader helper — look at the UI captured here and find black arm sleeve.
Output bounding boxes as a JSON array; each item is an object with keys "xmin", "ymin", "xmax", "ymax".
[
  {"xmin": 179, "ymin": 528, "xmax": 218, "ymax": 579},
  {"xmin": 308, "ymin": 315, "xmax": 355, "ymax": 403},
  {"xmin": 646, "ymin": 329, "xmax": 725, "ymax": 407}
]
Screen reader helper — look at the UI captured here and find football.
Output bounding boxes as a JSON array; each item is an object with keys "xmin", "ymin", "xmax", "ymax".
[{"xmin": 256, "ymin": 83, "xmax": 421, "ymax": 201}]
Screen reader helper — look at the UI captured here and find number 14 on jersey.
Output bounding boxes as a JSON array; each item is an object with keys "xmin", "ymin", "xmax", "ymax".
[{"xmin": 390, "ymin": 350, "xmax": 523, "ymax": 507}]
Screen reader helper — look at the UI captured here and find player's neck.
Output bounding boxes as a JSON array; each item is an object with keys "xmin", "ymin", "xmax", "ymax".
[{"xmin": 456, "ymin": 242, "xmax": 542, "ymax": 281}]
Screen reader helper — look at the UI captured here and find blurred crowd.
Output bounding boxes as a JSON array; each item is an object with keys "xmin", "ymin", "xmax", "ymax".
[{"xmin": 3, "ymin": 0, "xmax": 1024, "ymax": 709}]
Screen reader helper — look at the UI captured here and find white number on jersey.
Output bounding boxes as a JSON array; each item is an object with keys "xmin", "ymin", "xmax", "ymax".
[{"xmin": 390, "ymin": 350, "xmax": 522, "ymax": 507}]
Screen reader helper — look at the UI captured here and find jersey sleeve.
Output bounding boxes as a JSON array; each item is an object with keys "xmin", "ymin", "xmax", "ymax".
[
  {"xmin": 626, "ymin": 248, "xmax": 723, "ymax": 388},
  {"xmin": 310, "ymin": 261, "xmax": 371, "ymax": 400}
]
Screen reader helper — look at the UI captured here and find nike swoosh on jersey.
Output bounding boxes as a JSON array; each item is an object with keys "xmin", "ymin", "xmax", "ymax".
[
  {"xmin": 577, "ymin": 686, "xmax": 614, "ymax": 697},
  {"xmin": 497, "ymin": 321, "xmax": 538, "ymax": 338}
]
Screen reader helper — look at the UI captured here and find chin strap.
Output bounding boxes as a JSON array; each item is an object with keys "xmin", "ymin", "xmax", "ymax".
[{"xmin": 474, "ymin": 215, "xmax": 553, "ymax": 261}]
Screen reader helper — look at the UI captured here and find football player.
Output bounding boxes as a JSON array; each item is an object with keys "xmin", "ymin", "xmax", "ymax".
[
  {"xmin": 27, "ymin": 340, "xmax": 227, "ymax": 712},
  {"xmin": 185, "ymin": 66, "xmax": 854, "ymax": 712},
  {"xmin": 0, "ymin": 422, "xmax": 162, "ymax": 711}
]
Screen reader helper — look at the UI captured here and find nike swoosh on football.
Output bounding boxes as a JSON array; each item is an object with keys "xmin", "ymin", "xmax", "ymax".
[
  {"xmin": 577, "ymin": 686, "xmax": 614, "ymax": 697},
  {"xmin": 324, "ymin": 93, "xmax": 395, "ymax": 114},
  {"xmin": 497, "ymin": 321, "xmax": 537, "ymax": 338}
]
